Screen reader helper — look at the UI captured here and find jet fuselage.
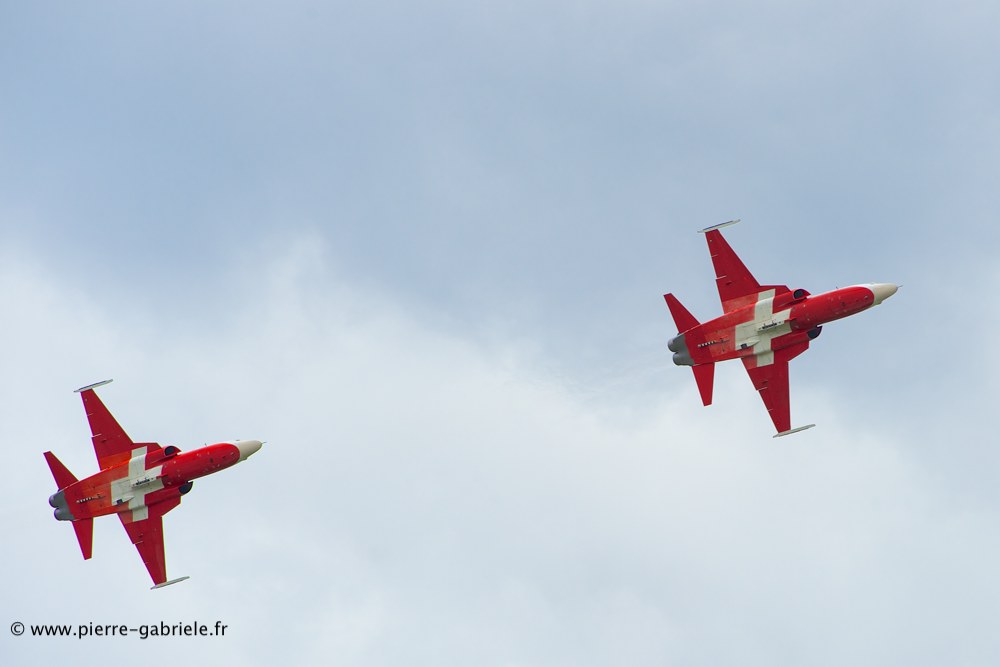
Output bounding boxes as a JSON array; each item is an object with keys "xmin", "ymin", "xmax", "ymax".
[
  {"xmin": 669, "ymin": 283, "xmax": 897, "ymax": 368},
  {"xmin": 48, "ymin": 440, "xmax": 262, "ymax": 524}
]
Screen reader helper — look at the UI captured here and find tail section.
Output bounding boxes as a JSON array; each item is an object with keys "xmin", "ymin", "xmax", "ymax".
[
  {"xmin": 663, "ymin": 294, "xmax": 715, "ymax": 405},
  {"xmin": 43, "ymin": 451, "xmax": 93, "ymax": 560}
]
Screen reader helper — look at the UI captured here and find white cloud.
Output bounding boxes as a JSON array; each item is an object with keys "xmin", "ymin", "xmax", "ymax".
[{"xmin": 2, "ymin": 237, "xmax": 997, "ymax": 665}]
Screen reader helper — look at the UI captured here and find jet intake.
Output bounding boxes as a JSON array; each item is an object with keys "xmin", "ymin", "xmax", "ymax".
[
  {"xmin": 774, "ymin": 288, "xmax": 811, "ymax": 311},
  {"xmin": 808, "ymin": 326, "xmax": 823, "ymax": 340},
  {"xmin": 179, "ymin": 481, "xmax": 194, "ymax": 495}
]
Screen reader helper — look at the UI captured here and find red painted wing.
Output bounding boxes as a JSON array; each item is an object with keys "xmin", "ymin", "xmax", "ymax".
[
  {"xmin": 704, "ymin": 229, "xmax": 787, "ymax": 313},
  {"xmin": 79, "ymin": 388, "xmax": 161, "ymax": 469},
  {"xmin": 741, "ymin": 342, "xmax": 809, "ymax": 434},
  {"xmin": 118, "ymin": 497, "xmax": 181, "ymax": 586},
  {"xmin": 79, "ymin": 388, "xmax": 137, "ymax": 470},
  {"xmin": 742, "ymin": 358, "xmax": 791, "ymax": 433}
]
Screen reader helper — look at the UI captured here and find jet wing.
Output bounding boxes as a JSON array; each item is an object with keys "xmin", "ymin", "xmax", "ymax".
[
  {"xmin": 118, "ymin": 497, "xmax": 182, "ymax": 587},
  {"xmin": 76, "ymin": 380, "xmax": 160, "ymax": 469},
  {"xmin": 701, "ymin": 224, "xmax": 788, "ymax": 313},
  {"xmin": 741, "ymin": 342, "xmax": 810, "ymax": 435}
]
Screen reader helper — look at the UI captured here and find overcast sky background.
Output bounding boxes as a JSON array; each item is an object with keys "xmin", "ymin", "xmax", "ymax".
[{"xmin": 2, "ymin": 1, "xmax": 999, "ymax": 665}]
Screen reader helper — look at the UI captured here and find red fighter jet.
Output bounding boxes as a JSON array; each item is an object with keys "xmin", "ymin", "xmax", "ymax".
[
  {"xmin": 665, "ymin": 220, "xmax": 898, "ymax": 436},
  {"xmin": 43, "ymin": 380, "xmax": 263, "ymax": 588}
]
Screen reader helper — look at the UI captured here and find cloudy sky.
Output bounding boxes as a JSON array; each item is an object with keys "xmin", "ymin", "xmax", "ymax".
[{"xmin": 2, "ymin": 1, "xmax": 999, "ymax": 664}]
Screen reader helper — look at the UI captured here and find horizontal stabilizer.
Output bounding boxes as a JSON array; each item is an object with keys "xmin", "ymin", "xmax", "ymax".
[
  {"xmin": 151, "ymin": 576, "xmax": 190, "ymax": 590},
  {"xmin": 72, "ymin": 518, "xmax": 94, "ymax": 560},
  {"xmin": 43, "ymin": 451, "xmax": 78, "ymax": 490},
  {"xmin": 664, "ymin": 293, "xmax": 701, "ymax": 333},
  {"xmin": 692, "ymin": 363, "xmax": 715, "ymax": 406}
]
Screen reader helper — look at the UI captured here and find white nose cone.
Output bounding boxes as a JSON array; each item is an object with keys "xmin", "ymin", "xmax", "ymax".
[
  {"xmin": 868, "ymin": 283, "xmax": 899, "ymax": 306},
  {"xmin": 235, "ymin": 439, "xmax": 263, "ymax": 461}
]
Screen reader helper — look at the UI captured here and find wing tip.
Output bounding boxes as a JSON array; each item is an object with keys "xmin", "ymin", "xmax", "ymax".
[
  {"xmin": 151, "ymin": 576, "xmax": 190, "ymax": 590},
  {"xmin": 773, "ymin": 424, "xmax": 816, "ymax": 438},
  {"xmin": 698, "ymin": 219, "xmax": 741, "ymax": 234},
  {"xmin": 75, "ymin": 379, "xmax": 113, "ymax": 393}
]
